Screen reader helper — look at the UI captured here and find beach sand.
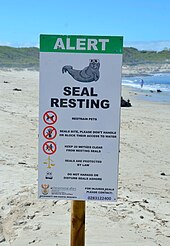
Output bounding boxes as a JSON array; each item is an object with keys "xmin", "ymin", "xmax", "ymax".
[{"xmin": 0, "ymin": 70, "xmax": 169, "ymax": 245}]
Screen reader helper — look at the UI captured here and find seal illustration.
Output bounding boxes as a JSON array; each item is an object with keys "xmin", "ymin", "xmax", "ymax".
[{"xmin": 62, "ymin": 59, "xmax": 100, "ymax": 82}]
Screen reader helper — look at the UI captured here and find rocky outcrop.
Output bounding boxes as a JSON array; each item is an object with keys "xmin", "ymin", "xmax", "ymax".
[{"xmin": 121, "ymin": 97, "xmax": 132, "ymax": 107}]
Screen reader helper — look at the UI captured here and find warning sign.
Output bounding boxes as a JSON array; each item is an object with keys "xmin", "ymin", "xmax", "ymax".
[
  {"xmin": 43, "ymin": 126, "xmax": 57, "ymax": 140},
  {"xmin": 43, "ymin": 111, "xmax": 57, "ymax": 125},
  {"xmin": 43, "ymin": 141, "xmax": 57, "ymax": 155},
  {"xmin": 39, "ymin": 34, "xmax": 123, "ymax": 202}
]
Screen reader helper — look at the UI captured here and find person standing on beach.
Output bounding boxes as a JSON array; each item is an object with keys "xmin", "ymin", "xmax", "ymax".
[{"xmin": 140, "ymin": 79, "xmax": 144, "ymax": 88}]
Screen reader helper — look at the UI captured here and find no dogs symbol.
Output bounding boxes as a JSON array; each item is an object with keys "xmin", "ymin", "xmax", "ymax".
[
  {"xmin": 43, "ymin": 111, "xmax": 57, "ymax": 125},
  {"xmin": 43, "ymin": 126, "xmax": 57, "ymax": 140},
  {"xmin": 43, "ymin": 141, "xmax": 57, "ymax": 155}
]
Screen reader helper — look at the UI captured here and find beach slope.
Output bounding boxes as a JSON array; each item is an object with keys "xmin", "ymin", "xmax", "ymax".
[{"xmin": 0, "ymin": 70, "xmax": 169, "ymax": 245}]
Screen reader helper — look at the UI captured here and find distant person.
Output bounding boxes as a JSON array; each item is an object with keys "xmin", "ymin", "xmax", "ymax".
[{"xmin": 140, "ymin": 79, "xmax": 144, "ymax": 88}]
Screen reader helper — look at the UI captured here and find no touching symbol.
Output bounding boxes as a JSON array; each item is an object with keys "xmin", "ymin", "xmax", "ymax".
[
  {"xmin": 43, "ymin": 126, "xmax": 57, "ymax": 140},
  {"xmin": 43, "ymin": 141, "xmax": 57, "ymax": 155},
  {"xmin": 43, "ymin": 111, "xmax": 57, "ymax": 125}
]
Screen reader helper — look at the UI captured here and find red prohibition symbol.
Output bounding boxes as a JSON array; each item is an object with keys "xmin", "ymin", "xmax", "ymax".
[
  {"xmin": 43, "ymin": 141, "xmax": 57, "ymax": 155},
  {"xmin": 43, "ymin": 111, "xmax": 57, "ymax": 125},
  {"xmin": 43, "ymin": 126, "xmax": 57, "ymax": 140}
]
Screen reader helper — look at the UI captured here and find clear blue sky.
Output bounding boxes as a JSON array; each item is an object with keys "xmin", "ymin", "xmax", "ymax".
[{"xmin": 0, "ymin": 0, "xmax": 170, "ymax": 50}]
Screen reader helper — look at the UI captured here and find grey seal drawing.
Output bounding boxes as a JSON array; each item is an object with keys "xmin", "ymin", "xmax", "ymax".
[{"xmin": 62, "ymin": 59, "xmax": 100, "ymax": 82}]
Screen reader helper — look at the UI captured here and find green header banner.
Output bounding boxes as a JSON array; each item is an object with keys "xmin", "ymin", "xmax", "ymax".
[{"xmin": 40, "ymin": 34, "xmax": 123, "ymax": 54}]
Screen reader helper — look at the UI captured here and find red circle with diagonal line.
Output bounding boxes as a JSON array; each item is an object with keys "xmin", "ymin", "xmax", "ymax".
[
  {"xmin": 43, "ymin": 141, "xmax": 57, "ymax": 155},
  {"xmin": 43, "ymin": 111, "xmax": 57, "ymax": 125},
  {"xmin": 43, "ymin": 126, "xmax": 57, "ymax": 140}
]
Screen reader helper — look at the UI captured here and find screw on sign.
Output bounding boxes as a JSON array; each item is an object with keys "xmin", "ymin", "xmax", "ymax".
[
  {"xmin": 43, "ymin": 141, "xmax": 57, "ymax": 155},
  {"xmin": 43, "ymin": 111, "xmax": 57, "ymax": 125},
  {"xmin": 43, "ymin": 126, "xmax": 57, "ymax": 140}
]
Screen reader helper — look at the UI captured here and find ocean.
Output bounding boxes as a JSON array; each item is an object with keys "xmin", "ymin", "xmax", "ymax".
[{"xmin": 122, "ymin": 73, "xmax": 170, "ymax": 103}]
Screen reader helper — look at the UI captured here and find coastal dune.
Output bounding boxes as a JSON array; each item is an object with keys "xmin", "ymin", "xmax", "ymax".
[
  {"xmin": 122, "ymin": 63, "xmax": 170, "ymax": 76},
  {"xmin": 0, "ymin": 70, "xmax": 169, "ymax": 245}
]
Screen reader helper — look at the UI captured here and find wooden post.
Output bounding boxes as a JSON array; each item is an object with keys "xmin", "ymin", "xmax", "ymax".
[{"xmin": 70, "ymin": 200, "xmax": 85, "ymax": 246}]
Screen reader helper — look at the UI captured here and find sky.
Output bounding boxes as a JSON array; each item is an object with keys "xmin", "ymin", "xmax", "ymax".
[{"xmin": 0, "ymin": 0, "xmax": 170, "ymax": 51}]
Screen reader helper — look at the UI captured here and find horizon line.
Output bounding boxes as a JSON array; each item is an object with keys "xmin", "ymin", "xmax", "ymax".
[{"xmin": 0, "ymin": 40, "xmax": 170, "ymax": 52}]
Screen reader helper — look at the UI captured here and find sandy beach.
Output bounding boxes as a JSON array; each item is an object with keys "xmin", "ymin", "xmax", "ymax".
[{"xmin": 0, "ymin": 69, "xmax": 169, "ymax": 245}]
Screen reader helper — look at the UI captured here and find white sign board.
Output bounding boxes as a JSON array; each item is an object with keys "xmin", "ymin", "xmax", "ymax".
[{"xmin": 39, "ymin": 35, "xmax": 123, "ymax": 201}]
